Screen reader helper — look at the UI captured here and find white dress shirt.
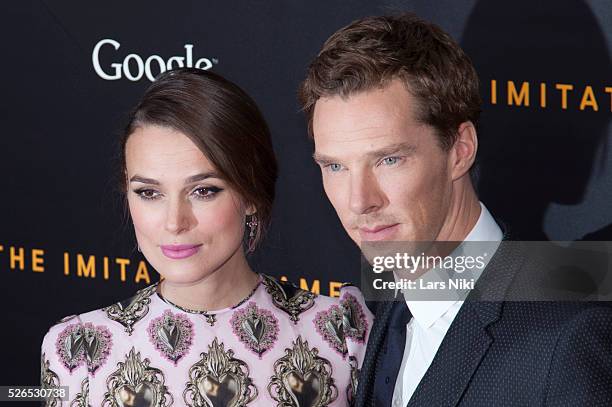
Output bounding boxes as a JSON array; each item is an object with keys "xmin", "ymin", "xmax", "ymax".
[{"xmin": 391, "ymin": 202, "xmax": 503, "ymax": 407}]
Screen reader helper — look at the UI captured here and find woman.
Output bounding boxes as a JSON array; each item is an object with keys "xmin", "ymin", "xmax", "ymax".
[{"xmin": 40, "ymin": 68, "xmax": 372, "ymax": 406}]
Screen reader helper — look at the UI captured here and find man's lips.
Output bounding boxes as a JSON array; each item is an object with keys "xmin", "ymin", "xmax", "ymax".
[
  {"xmin": 160, "ymin": 244, "xmax": 203, "ymax": 259},
  {"xmin": 358, "ymin": 224, "xmax": 400, "ymax": 241}
]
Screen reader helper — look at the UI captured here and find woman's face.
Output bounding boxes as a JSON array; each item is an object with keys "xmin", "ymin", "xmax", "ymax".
[{"xmin": 125, "ymin": 125, "xmax": 250, "ymax": 285}]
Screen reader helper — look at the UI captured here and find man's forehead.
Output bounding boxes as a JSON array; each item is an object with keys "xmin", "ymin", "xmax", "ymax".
[{"xmin": 312, "ymin": 82, "xmax": 420, "ymax": 139}]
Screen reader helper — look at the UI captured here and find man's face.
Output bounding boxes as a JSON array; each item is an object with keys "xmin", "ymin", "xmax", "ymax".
[{"xmin": 312, "ymin": 79, "xmax": 454, "ymax": 247}]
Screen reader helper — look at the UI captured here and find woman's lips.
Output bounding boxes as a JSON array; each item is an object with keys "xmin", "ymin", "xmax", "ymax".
[
  {"xmin": 358, "ymin": 224, "xmax": 400, "ymax": 241},
  {"xmin": 160, "ymin": 244, "xmax": 202, "ymax": 259}
]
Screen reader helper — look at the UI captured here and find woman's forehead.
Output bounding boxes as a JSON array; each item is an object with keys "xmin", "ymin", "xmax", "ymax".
[{"xmin": 125, "ymin": 125, "xmax": 216, "ymax": 177}]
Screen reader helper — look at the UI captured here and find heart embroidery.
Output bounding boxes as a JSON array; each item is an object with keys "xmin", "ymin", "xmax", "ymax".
[
  {"xmin": 197, "ymin": 374, "xmax": 239, "ymax": 407},
  {"xmin": 184, "ymin": 338, "xmax": 257, "ymax": 406},
  {"xmin": 268, "ymin": 337, "xmax": 337, "ymax": 406},
  {"xmin": 56, "ymin": 323, "xmax": 112, "ymax": 373},
  {"xmin": 148, "ymin": 310, "xmax": 193, "ymax": 364},
  {"xmin": 103, "ymin": 347, "xmax": 172, "ymax": 407},
  {"xmin": 284, "ymin": 371, "xmax": 322, "ymax": 407},
  {"xmin": 230, "ymin": 302, "xmax": 279, "ymax": 357},
  {"xmin": 314, "ymin": 306, "xmax": 347, "ymax": 356},
  {"xmin": 115, "ymin": 383, "xmax": 156, "ymax": 407},
  {"xmin": 314, "ymin": 293, "xmax": 368, "ymax": 356},
  {"xmin": 82, "ymin": 323, "xmax": 113, "ymax": 374},
  {"xmin": 339, "ymin": 293, "xmax": 368, "ymax": 343}
]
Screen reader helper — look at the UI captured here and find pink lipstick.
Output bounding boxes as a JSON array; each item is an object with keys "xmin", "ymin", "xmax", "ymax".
[{"xmin": 160, "ymin": 244, "xmax": 202, "ymax": 259}]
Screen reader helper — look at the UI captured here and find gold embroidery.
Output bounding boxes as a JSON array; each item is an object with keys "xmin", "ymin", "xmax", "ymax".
[
  {"xmin": 103, "ymin": 347, "xmax": 173, "ymax": 407},
  {"xmin": 70, "ymin": 378, "xmax": 91, "ymax": 407},
  {"xmin": 262, "ymin": 274, "xmax": 316, "ymax": 324},
  {"xmin": 184, "ymin": 338, "xmax": 257, "ymax": 406},
  {"xmin": 104, "ymin": 284, "xmax": 158, "ymax": 335},
  {"xmin": 268, "ymin": 336, "xmax": 337, "ymax": 406},
  {"xmin": 41, "ymin": 353, "xmax": 61, "ymax": 407}
]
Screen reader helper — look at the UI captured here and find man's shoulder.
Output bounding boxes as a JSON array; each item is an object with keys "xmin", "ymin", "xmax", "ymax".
[{"xmin": 492, "ymin": 301, "xmax": 612, "ymax": 336}]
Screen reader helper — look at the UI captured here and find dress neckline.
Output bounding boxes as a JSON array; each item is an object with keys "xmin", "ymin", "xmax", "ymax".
[{"xmin": 154, "ymin": 274, "xmax": 263, "ymax": 315}]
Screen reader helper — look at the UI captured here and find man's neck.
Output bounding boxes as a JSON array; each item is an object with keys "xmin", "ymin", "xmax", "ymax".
[{"xmin": 436, "ymin": 181, "xmax": 481, "ymax": 243}]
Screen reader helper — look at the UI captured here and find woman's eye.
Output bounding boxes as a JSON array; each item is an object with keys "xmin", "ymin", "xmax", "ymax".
[
  {"xmin": 135, "ymin": 189, "xmax": 160, "ymax": 200},
  {"xmin": 193, "ymin": 186, "xmax": 222, "ymax": 199}
]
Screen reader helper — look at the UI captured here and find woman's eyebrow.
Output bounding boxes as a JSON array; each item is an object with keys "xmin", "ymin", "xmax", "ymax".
[
  {"xmin": 129, "ymin": 175, "xmax": 159, "ymax": 185},
  {"xmin": 129, "ymin": 172, "xmax": 221, "ymax": 185},
  {"xmin": 185, "ymin": 172, "xmax": 221, "ymax": 183}
]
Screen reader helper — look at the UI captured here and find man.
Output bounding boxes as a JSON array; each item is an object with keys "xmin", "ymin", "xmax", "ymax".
[{"xmin": 299, "ymin": 14, "xmax": 612, "ymax": 406}]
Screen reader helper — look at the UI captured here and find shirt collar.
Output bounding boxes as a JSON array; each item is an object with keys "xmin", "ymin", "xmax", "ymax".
[{"xmin": 405, "ymin": 202, "xmax": 502, "ymax": 328}]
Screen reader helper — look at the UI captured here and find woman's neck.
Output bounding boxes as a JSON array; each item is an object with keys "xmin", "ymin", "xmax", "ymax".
[{"xmin": 157, "ymin": 248, "xmax": 259, "ymax": 312}]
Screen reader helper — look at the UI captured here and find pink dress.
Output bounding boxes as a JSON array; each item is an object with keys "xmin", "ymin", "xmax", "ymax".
[{"xmin": 40, "ymin": 274, "xmax": 373, "ymax": 406}]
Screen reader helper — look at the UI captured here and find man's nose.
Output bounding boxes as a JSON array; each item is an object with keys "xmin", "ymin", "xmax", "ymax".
[
  {"xmin": 164, "ymin": 197, "xmax": 192, "ymax": 234},
  {"xmin": 348, "ymin": 170, "xmax": 385, "ymax": 215}
]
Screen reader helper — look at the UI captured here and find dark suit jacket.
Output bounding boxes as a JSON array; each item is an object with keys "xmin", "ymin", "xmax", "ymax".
[{"xmin": 356, "ymin": 240, "xmax": 612, "ymax": 406}]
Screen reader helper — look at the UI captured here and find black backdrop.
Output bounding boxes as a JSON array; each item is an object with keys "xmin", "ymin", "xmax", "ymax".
[{"xmin": 1, "ymin": 0, "xmax": 610, "ymax": 390}]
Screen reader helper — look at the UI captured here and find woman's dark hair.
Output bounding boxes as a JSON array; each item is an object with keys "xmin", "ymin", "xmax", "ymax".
[{"xmin": 119, "ymin": 68, "xmax": 277, "ymax": 252}]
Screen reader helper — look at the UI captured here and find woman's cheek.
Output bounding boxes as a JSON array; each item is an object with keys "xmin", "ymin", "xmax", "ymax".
[
  {"xmin": 194, "ymin": 198, "xmax": 244, "ymax": 237},
  {"xmin": 129, "ymin": 200, "xmax": 164, "ymax": 242}
]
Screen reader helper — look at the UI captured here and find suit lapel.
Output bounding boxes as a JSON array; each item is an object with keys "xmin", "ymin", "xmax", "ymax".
[
  {"xmin": 406, "ymin": 301, "xmax": 498, "ymax": 406},
  {"xmin": 407, "ymin": 239, "xmax": 524, "ymax": 406},
  {"xmin": 355, "ymin": 300, "xmax": 394, "ymax": 407}
]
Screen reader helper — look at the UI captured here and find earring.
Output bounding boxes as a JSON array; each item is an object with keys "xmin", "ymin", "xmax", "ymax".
[
  {"xmin": 246, "ymin": 215, "xmax": 258, "ymax": 251},
  {"xmin": 137, "ymin": 244, "xmax": 141, "ymax": 253}
]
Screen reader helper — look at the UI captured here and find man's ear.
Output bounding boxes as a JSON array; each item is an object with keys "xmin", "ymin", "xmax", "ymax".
[{"xmin": 450, "ymin": 121, "xmax": 478, "ymax": 181}]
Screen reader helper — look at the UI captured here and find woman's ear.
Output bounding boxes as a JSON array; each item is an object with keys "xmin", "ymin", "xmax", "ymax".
[{"xmin": 245, "ymin": 203, "xmax": 257, "ymax": 216}]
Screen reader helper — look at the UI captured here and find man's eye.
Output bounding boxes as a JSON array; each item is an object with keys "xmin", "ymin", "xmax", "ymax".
[
  {"xmin": 326, "ymin": 163, "xmax": 344, "ymax": 172},
  {"xmin": 380, "ymin": 156, "xmax": 400, "ymax": 166},
  {"xmin": 134, "ymin": 189, "xmax": 160, "ymax": 200}
]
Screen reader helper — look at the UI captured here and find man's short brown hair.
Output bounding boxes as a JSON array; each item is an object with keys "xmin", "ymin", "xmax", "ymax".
[{"xmin": 299, "ymin": 13, "xmax": 481, "ymax": 150}]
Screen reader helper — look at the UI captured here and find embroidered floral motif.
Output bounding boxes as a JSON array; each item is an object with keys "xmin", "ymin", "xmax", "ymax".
[
  {"xmin": 230, "ymin": 302, "xmax": 279, "ymax": 357},
  {"xmin": 70, "ymin": 378, "xmax": 91, "ymax": 407},
  {"xmin": 104, "ymin": 283, "xmax": 158, "ymax": 335},
  {"xmin": 41, "ymin": 353, "xmax": 61, "ymax": 406},
  {"xmin": 347, "ymin": 356, "xmax": 359, "ymax": 406},
  {"xmin": 148, "ymin": 310, "xmax": 194, "ymax": 364},
  {"xmin": 261, "ymin": 274, "xmax": 316, "ymax": 324}
]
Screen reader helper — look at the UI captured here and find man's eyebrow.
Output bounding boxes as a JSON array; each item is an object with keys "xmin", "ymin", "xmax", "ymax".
[
  {"xmin": 129, "ymin": 172, "xmax": 221, "ymax": 185},
  {"xmin": 365, "ymin": 142, "xmax": 417, "ymax": 160},
  {"xmin": 312, "ymin": 142, "xmax": 417, "ymax": 165},
  {"xmin": 312, "ymin": 153, "xmax": 337, "ymax": 166}
]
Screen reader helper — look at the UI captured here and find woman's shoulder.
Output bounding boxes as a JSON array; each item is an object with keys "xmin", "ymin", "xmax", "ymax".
[
  {"xmin": 258, "ymin": 273, "xmax": 373, "ymax": 328},
  {"xmin": 43, "ymin": 282, "xmax": 160, "ymax": 339},
  {"xmin": 257, "ymin": 274, "xmax": 373, "ymax": 372},
  {"xmin": 260, "ymin": 272, "xmax": 368, "ymax": 303}
]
